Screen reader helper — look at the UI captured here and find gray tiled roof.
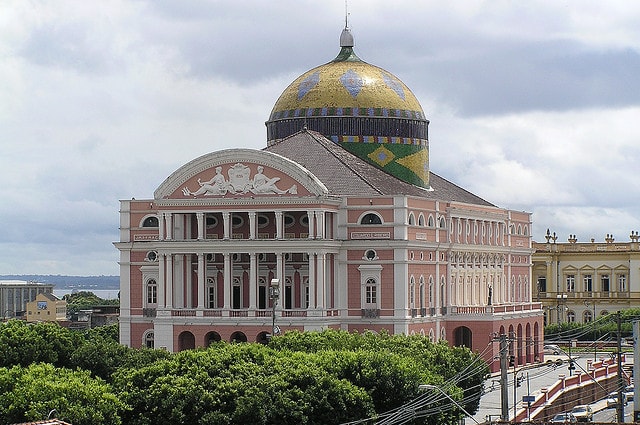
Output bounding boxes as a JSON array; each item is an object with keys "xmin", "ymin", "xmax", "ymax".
[{"xmin": 264, "ymin": 129, "xmax": 495, "ymax": 206}]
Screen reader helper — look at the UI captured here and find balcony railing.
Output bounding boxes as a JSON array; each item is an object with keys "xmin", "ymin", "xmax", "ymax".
[
  {"xmin": 361, "ymin": 308, "xmax": 380, "ymax": 318},
  {"xmin": 142, "ymin": 308, "xmax": 156, "ymax": 318}
]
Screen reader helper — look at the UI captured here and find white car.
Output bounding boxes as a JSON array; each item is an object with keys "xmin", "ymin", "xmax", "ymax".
[
  {"xmin": 544, "ymin": 344, "xmax": 561, "ymax": 355},
  {"xmin": 550, "ymin": 412, "xmax": 577, "ymax": 423},
  {"xmin": 570, "ymin": 404, "xmax": 593, "ymax": 422},
  {"xmin": 606, "ymin": 392, "xmax": 627, "ymax": 408}
]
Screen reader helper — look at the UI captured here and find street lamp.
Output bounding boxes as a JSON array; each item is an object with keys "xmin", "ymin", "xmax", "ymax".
[
  {"xmin": 269, "ymin": 279, "xmax": 280, "ymax": 337},
  {"xmin": 418, "ymin": 384, "xmax": 480, "ymax": 425},
  {"xmin": 584, "ymin": 300, "xmax": 596, "ymax": 362}
]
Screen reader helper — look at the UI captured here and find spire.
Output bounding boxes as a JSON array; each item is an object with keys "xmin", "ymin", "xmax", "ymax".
[{"xmin": 340, "ymin": 0, "xmax": 354, "ymax": 47}]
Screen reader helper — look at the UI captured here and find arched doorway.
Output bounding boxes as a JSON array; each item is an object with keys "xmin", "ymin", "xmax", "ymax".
[
  {"xmin": 230, "ymin": 331, "xmax": 247, "ymax": 343},
  {"xmin": 256, "ymin": 331, "xmax": 270, "ymax": 345},
  {"xmin": 453, "ymin": 326, "xmax": 472, "ymax": 349},
  {"xmin": 178, "ymin": 331, "xmax": 195, "ymax": 351},
  {"xmin": 205, "ymin": 331, "xmax": 221, "ymax": 347}
]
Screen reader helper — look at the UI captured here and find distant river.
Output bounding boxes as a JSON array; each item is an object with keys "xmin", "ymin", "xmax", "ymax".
[{"xmin": 54, "ymin": 288, "xmax": 120, "ymax": 300}]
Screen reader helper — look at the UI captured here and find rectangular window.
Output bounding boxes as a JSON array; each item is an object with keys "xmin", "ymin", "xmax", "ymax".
[
  {"xmin": 207, "ymin": 287, "xmax": 216, "ymax": 309},
  {"xmin": 583, "ymin": 274, "xmax": 592, "ymax": 292},
  {"xmin": 537, "ymin": 276, "xmax": 546, "ymax": 292},
  {"xmin": 304, "ymin": 285, "xmax": 309, "ymax": 308},
  {"xmin": 366, "ymin": 285, "xmax": 377, "ymax": 304},
  {"xmin": 618, "ymin": 274, "xmax": 627, "ymax": 291},
  {"xmin": 258, "ymin": 285, "xmax": 266, "ymax": 309},
  {"xmin": 601, "ymin": 275, "xmax": 610, "ymax": 292},
  {"xmin": 147, "ymin": 285, "xmax": 157, "ymax": 304},
  {"xmin": 566, "ymin": 275, "xmax": 575, "ymax": 292}
]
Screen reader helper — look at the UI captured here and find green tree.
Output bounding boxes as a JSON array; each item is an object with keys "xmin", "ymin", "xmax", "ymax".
[
  {"xmin": 0, "ymin": 363, "xmax": 127, "ymax": 425},
  {"xmin": 63, "ymin": 291, "xmax": 119, "ymax": 316},
  {"xmin": 0, "ymin": 321, "xmax": 80, "ymax": 368}
]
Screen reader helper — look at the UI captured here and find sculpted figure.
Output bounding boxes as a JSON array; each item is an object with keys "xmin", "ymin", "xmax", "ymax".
[
  {"xmin": 182, "ymin": 166, "xmax": 228, "ymax": 197},
  {"xmin": 251, "ymin": 166, "xmax": 289, "ymax": 194}
]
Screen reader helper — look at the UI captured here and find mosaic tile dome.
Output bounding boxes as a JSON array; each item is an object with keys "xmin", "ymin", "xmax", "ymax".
[{"xmin": 266, "ymin": 28, "xmax": 431, "ymax": 189}]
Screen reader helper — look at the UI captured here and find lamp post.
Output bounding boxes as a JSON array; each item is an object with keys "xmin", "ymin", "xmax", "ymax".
[
  {"xmin": 585, "ymin": 300, "xmax": 596, "ymax": 362},
  {"xmin": 418, "ymin": 384, "xmax": 480, "ymax": 425},
  {"xmin": 269, "ymin": 279, "xmax": 280, "ymax": 337}
]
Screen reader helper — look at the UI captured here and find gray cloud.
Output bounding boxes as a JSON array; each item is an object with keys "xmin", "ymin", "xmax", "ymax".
[{"xmin": 1, "ymin": 0, "xmax": 639, "ymax": 275}]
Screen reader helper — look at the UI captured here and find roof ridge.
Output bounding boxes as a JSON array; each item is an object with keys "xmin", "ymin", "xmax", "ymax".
[{"xmin": 302, "ymin": 130, "xmax": 384, "ymax": 195}]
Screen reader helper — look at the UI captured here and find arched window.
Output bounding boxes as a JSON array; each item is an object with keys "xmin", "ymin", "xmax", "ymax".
[
  {"xmin": 418, "ymin": 214, "xmax": 425, "ymax": 226},
  {"xmin": 142, "ymin": 216, "xmax": 158, "ymax": 227},
  {"xmin": 567, "ymin": 311, "xmax": 576, "ymax": 323},
  {"xmin": 144, "ymin": 331, "xmax": 154, "ymax": 348},
  {"xmin": 146, "ymin": 279, "xmax": 157, "ymax": 305},
  {"xmin": 365, "ymin": 278, "xmax": 377, "ymax": 304},
  {"xmin": 438, "ymin": 216, "xmax": 446, "ymax": 229},
  {"xmin": 360, "ymin": 213, "xmax": 382, "ymax": 225},
  {"xmin": 408, "ymin": 213, "xmax": 415, "ymax": 225},
  {"xmin": 206, "ymin": 277, "xmax": 217, "ymax": 308},
  {"xmin": 583, "ymin": 310, "xmax": 593, "ymax": 323},
  {"xmin": 409, "ymin": 278, "xmax": 415, "ymax": 309},
  {"xmin": 427, "ymin": 215, "xmax": 434, "ymax": 227}
]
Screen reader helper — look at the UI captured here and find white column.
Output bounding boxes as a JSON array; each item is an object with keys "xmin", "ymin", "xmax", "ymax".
[
  {"xmin": 276, "ymin": 253, "xmax": 284, "ymax": 313},
  {"xmin": 197, "ymin": 253, "xmax": 205, "ymax": 309},
  {"xmin": 196, "ymin": 213, "xmax": 204, "ymax": 240},
  {"xmin": 308, "ymin": 252, "xmax": 316, "ymax": 308},
  {"xmin": 158, "ymin": 253, "xmax": 166, "ymax": 308},
  {"xmin": 315, "ymin": 210, "xmax": 325, "ymax": 239},
  {"xmin": 223, "ymin": 253, "xmax": 231, "ymax": 309},
  {"xmin": 223, "ymin": 212, "xmax": 230, "ymax": 240},
  {"xmin": 307, "ymin": 210, "xmax": 315, "ymax": 239},
  {"xmin": 249, "ymin": 211, "xmax": 256, "ymax": 240},
  {"xmin": 158, "ymin": 214, "xmax": 165, "ymax": 240},
  {"xmin": 249, "ymin": 253, "xmax": 257, "ymax": 309},
  {"xmin": 275, "ymin": 211, "xmax": 283, "ymax": 239},
  {"xmin": 317, "ymin": 252, "xmax": 326, "ymax": 309},
  {"xmin": 166, "ymin": 255, "xmax": 173, "ymax": 308},
  {"xmin": 164, "ymin": 213, "xmax": 173, "ymax": 240}
]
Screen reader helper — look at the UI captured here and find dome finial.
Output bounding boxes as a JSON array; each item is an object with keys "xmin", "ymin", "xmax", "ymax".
[{"xmin": 340, "ymin": 0, "xmax": 354, "ymax": 47}]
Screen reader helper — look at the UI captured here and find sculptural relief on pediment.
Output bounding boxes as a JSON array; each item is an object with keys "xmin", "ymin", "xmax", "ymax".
[{"xmin": 182, "ymin": 163, "xmax": 298, "ymax": 197}]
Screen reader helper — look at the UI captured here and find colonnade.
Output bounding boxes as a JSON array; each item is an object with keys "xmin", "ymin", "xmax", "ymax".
[
  {"xmin": 155, "ymin": 209, "xmax": 329, "ymax": 241},
  {"xmin": 152, "ymin": 250, "xmax": 333, "ymax": 313}
]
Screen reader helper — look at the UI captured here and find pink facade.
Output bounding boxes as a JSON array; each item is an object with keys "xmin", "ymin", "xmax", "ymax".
[
  {"xmin": 116, "ymin": 142, "xmax": 543, "ymax": 372},
  {"xmin": 116, "ymin": 28, "xmax": 543, "ymax": 373}
]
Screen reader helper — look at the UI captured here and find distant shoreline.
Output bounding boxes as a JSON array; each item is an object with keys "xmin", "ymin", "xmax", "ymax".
[{"xmin": 0, "ymin": 275, "xmax": 119, "ymax": 290}]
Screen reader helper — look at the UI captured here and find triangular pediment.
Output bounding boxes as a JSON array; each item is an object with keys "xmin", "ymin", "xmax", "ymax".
[{"xmin": 154, "ymin": 149, "xmax": 328, "ymax": 200}]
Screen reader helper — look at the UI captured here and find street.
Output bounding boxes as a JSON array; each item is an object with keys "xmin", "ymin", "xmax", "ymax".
[{"xmin": 467, "ymin": 353, "xmax": 635, "ymax": 424}]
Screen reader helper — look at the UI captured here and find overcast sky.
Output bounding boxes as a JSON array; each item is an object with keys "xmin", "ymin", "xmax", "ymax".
[{"xmin": 1, "ymin": 0, "xmax": 639, "ymax": 276}]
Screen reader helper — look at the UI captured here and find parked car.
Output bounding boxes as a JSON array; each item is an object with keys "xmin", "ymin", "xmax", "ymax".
[
  {"xmin": 570, "ymin": 404, "xmax": 593, "ymax": 422},
  {"xmin": 606, "ymin": 391, "xmax": 628, "ymax": 408},
  {"xmin": 550, "ymin": 412, "xmax": 577, "ymax": 423},
  {"xmin": 544, "ymin": 344, "xmax": 562, "ymax": 355}
]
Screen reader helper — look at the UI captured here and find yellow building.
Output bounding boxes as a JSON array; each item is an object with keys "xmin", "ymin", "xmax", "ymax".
[
  {"xmin": 26, "ymin": 292, "xmax": 67, "ymax": 323},
  {"xmin": 532, "ymin": 230, "xmax": 640, "ymax": 324}
]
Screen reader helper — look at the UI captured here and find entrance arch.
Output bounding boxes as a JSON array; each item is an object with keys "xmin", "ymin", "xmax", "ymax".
[
  {"xmin": 178, "ymin": 331, "xmax": 195, "ymax": 351},
  {"xmin": 205, "ymin": 331, "xmax": 221, "ymax": 347},
  {"xmin": 453, "ymin": 326, "xmax": 472, "ymax": 348},
  {"xmin": 230, "ymin": 331, "xmax": 247, "ymax": 343},
  {"xmin": 256, "ymin": 331, "xmax": 270, "ymax": 344}
]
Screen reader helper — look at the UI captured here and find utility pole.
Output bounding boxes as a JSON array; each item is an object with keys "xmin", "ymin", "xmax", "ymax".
[
  {"xmin": 499, "ymin": 333, "xmax": 509, "ymax": 422},
  {"xmin": 616, "ymin": 312, "xmax": 624, "ymax": 424}
]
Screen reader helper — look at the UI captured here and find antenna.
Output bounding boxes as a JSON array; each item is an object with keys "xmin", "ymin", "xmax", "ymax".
[{"xmin": 345, "ymin": 0, "xmax": 350, "ymax": 28}]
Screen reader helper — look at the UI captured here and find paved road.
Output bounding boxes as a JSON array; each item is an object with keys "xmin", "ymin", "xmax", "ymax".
[{"xmin": 466, "ymin": 353, "xmax": 634, "ymax": 424}]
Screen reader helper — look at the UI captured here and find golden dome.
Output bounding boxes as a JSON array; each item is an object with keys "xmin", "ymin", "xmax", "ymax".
[{"xmin": 266, "ymin": 28, "xmax": 430, "ymax": 189}]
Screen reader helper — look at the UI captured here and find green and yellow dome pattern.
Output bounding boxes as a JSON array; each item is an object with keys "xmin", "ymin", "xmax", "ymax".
[{"xmin": 266, "ymin": 29, "xmax": 430, "ymax": 189}]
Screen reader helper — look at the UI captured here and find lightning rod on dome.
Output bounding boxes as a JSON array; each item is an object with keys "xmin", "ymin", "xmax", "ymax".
[{"xmin": 345, "ymin": 0, "xmax": 350, "ymax": 28}]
